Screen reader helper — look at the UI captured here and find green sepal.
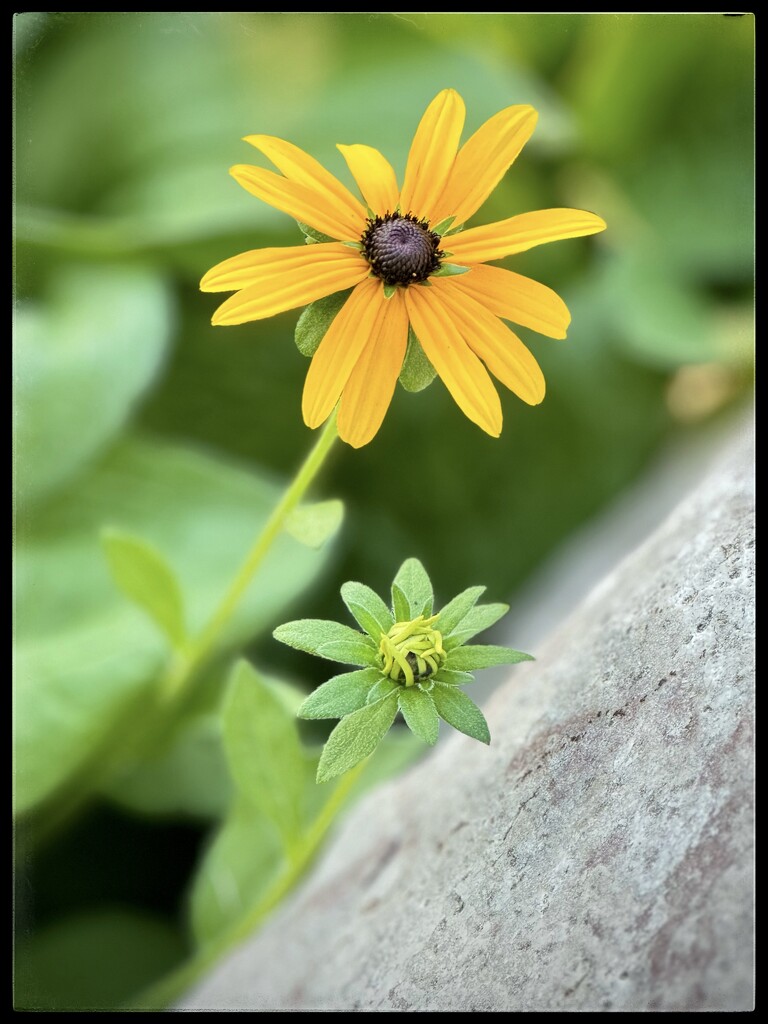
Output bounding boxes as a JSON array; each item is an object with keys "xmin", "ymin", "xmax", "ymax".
[
  {"xmin": 296, "ymin": 220, "xmax": 336, "ymax": 244},
  {"xmin": 442, "ymin": 222, "xmax": 465, "ymax": 237},
  {"xmin": 447, "ymin": 644, "xmax": 534, "ymax": 672},
  {"xmin": 391, "ymin": 557, "xmax": 433, "ymax": 618},
  {"xmin": 391, "ymin": 583, "xmax": 411, "ymax": 623},
  {"xmin": 297, "ymin": 667, "xmax": 382, "ymax": 720},
  {"xmin": 284, "ymin": 499, "xmax": 344, "ymax": 549},
  {"xmin": 366, "ymin": 677, "xmax": 398, "ymax": 704},
  {"xmin": 398, "ymin": 326, "xmax": 438, "ymax": 393},
  {"xmin": 101, "ymin": 528, "xmax": 186, "ymax": 648},
  {"xmin": 316, "ymin": 692, "xmax": 399, "ymax": 783},
  {"xmin": 294, "ymin": 290, "xmax": 350, "ymax": 357},
  {"xmin": 444, "ymin": 603, "xmax": 510, "ymax": 649},
  {"xmin": 342, "ymin": 241, "xmax": 363, "ymax": 250},
  {"xmin": 398, "ymin": 686, "xmax": 439, "ymax": 746},
  {"xmin": 340, "ymin": 581, "xmax": 394, "ymax": 641},
  {"xmin": 436, "ymin": 586, "xmax": 486, "ymax": 637},
  {"xmin": 432, "ymin": 668, "xmax": 475, "ymax": 686},
  {"xmin": 383, "ymin": 283, "xmax": 397, "ymax": 300},
  {"xmin": 273, "ymin": 619, "xmax": 377, "ymax": 667},
  {"xmin": 430, "ymin": 263, "xmax": 471, "ymax": 278},
  {"xmin": 430, "ymin": 682, "xmax": 490, "ymax": 744},
  {"xmin": 431, "ymin": 215, "xmax": 456, "ymax": 237}
]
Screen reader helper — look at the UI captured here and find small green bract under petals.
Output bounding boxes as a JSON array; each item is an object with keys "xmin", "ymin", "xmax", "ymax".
[{"xmin": 273, "ymin": 557, "xmax": 533, "ymax": 783}]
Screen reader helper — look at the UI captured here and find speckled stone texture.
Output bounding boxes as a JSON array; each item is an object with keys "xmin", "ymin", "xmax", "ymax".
[{"xmin": 180, "ymin": 430, "xmax": 754, "ymax": 1012}]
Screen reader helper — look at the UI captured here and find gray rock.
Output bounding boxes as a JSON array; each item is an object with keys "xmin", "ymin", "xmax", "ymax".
[{"xmin": 180, "ymin": 428, "xmax": 754, "ymax": 1012}]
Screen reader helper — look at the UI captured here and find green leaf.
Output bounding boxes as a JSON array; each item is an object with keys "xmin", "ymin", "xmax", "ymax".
[
  {"xmin": 222, "ymin": 661, "xmax": 306, "ymax": 848},
  {"xmin": 432, "ymin": 668, "xmax": 475, "ymax": 686},
  {"xmin": 101, "ymin": 529, "xmax": 186, "ymax": 648},
  {"xmin": 366, "ymin": 677, "xmax": 398, "ymax": 704},
  {"xmin": 430, "ymin": 263, "xmax": 471, "ymax": 278},
  {"xmin": 398, "ymin": 686, "xmax": 439, "ymax": 746},
  {"xmin": 14, "ymin": 438, "xmax": 332, "ymax": 816},
  {"xmin": 444, "ymin": 603, "xmax": 510, "ymax": 649},
  {"xmin": 340, "ymin": 581, "xmax": 394, "ymax": 641},
  {"xmin": 316, "ymin": 692, "xmax": 399, "ymax": 783},
  {"xmin": 391, "ymin": 557, "xmax": 433, "ymax": 618},
  {"xmin": 284, "ymin": 499, "xmax": 344, "ymax": 549},
  {"xmin": 431, "ymin": 682, "xmax": 490, "ymax": 745},
  {"xmin": 296, "ymin": 220, "xmax": 337, "ymax": 244},
  {"xmin": 14, "ymin": 263, "xmax": 171, "ymax": 508},
  {"xmin": 297, "ymin": 667, "xmax": 381, "ymax": 720},
  {"xmin": 398, "ymin": 326, "xmax": 437, "ymax": 392},
  {"xmin": 188, "ymin": 795, "xmax": 284, "ymax": 950},
  {"xmin": 14, "ymin": 908, "xmax": 186, "ymax": 1011},
  {"xmin": 273, "ymin": 619, "xmax": 377, "ymax": 667},
  {"xmin": 391, "ymin": 583, "xmax": 411, "ymax": 623},
  {"xmin": 436, "ymin": 585, "xmax": 486, "ymax": 637},
  {"xmin": 448, "ymin": 644, "xmax": 534, "ymax": 672},
  {"xmin": 294, "ymin": 289, "xmax": 351, "ymax": 357}
]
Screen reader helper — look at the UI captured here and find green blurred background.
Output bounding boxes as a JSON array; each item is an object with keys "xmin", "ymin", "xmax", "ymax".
[{"xmin": 14, "ymin": 12, "xmax": 753, "ymax": 1009}]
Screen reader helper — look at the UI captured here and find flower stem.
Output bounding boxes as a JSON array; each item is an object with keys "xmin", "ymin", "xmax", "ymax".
[{"xmin": 128, "ymin": 755, "xmax": 368, "ymax": 1010}]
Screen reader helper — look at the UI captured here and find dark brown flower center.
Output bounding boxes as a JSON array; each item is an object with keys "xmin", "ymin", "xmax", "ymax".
[{"xmin": 361, "ymin": 213, "xmax": 443, "ymax": 287}]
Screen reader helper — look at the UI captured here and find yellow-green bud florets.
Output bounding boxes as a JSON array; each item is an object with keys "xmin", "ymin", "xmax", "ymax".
[{"xmin": 378, "ymin": 614, "xmax": 446, "ymax": 687}]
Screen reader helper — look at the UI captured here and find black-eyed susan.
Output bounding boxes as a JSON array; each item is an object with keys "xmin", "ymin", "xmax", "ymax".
[
  {"xmin": 274, "ymin": 558, "xmax": 532, "ymax": 781},
  {"xmin": 201, "ymin": 89, "xmax": 606, "ymax": 448}
]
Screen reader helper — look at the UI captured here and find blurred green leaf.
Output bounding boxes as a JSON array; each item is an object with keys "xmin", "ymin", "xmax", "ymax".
[
  {"xmin": 398, "ymin": 327, "xmax": 437, "ymax": 393},
  {"xmin": 14, "ymin": 438, "xmax": 333, "ymax": 815},
  {"xmin": 188, "ymin": 795, "xmax": 284, "ymax": 950},
  {"xmin": 14, "ymin": 908, "xmax": 186, "ymax": 1010},
  {"xmin": 294, "ymin": 290, "xmax": 350, "ymax": 358},
  {"xmin": 14, "ymin": 263, "xmax": 172, "ymax": 507},
  {"xmin": 101, "ymin": 529, "xmax": 186, "ymax": 648},
  {"xmin": 222, "ymin": 661, "xmax": 307, "ymax": 849},
  {"xmin": 284, "ymin": 498, "xmax": 344, "ymax": 549}
]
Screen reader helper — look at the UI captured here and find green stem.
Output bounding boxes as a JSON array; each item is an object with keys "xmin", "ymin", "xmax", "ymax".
[
  {"xmin": 26, "ymin": 411, "xmax": 340, "ymax": 845},
  {"xmin": 129, "ymin": 756, "xmax": 368, "ymax": 1010}
]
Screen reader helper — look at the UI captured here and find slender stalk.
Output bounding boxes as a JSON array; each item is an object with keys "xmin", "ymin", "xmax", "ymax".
[{"xmin": 129, "ymin": 756, "xmax": 368, "ymax": 1011}]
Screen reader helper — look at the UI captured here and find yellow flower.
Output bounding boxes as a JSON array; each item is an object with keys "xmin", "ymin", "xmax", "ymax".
[{"xmin": 201, "ymin": 89, "xmax": 606, "ymax": 448}]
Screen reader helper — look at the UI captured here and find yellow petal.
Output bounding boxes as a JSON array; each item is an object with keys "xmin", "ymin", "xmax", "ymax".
[
  {"xmin": 230, "ymin": 164, "xmax": 363, "ymax": 241},
  {"xmin": 243, "ymin": 135, "xmax": 366, "ymax": 232},
  {"xmin": 432, "ymin": 280, "xmax": 545, "ymax": 405},
  {"xmin": 431, "ymin": 105, "xmax": 538, "ymax": 228},
  {"xmin": 338, "ymin": 290, "xmax": 409, "ymax": 448},
  {"xmin": 209, "ymin": 247, "xmax": 369, "ymax": 326},
  {"xmin": 399, "ymin": 89, "xmax": 466, "ymax": 224},
  {"xmin": 447, "ymin": 263, "xmax": 570, "ymax": 339},
  {"xmin": 201, "ymin": 242, "xmax": 358, "ymax": 294},
  {"xmin": 448, "ymin": 208, "xmax": 608, "ymax": 265},
  {"xmin": 337, "ymin": 144, "xmax": 400, "ymax": 217},
  {"xmin": 404, "ymin": 286, "xmax": 502, "ymax": 437},
  {"xmin": 302, "ymin": 279, "xmax": 385, "ymax": 429}
]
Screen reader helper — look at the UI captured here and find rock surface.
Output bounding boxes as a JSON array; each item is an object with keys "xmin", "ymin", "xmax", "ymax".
[{"xmin": 180, "ymin": 428, "xmax": 754, "ymax": 1012}]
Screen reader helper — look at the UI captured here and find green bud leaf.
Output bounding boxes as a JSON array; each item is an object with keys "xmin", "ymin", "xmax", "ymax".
[
  {"xmin": 390, "ymin": 583, "xmax": 411, "ymax": 624},
  {"xmin": 391, "ymin": 557, "xmax": 433, "ymax": 618},
  {"xmin": 316, "ymin": 692, "xmax": 399, "ymax": 783},
  {"xmin": 366, "ymin": 677, "xmax": 399, "ymax": 704},
  {"xmin": 432, "ymin": 668, "xmax": 475, "ymax": 686},
  {"xmin": 430, "ymin": 263, "xmax": 471, "ymax": 278},
  {"xmin": 284, "ymin": 499, "xmax": 344, "ymax": 549},
  {"xmin": 296, "ymin": 220, "xmax": 336, "ymax": 244},
  {"xmin": 101, "ymin": 528, "xmax": 185, "ymax": 648},
  {"xmin": 340, "ymin": 581, "xmax": 394, "ymax": 641},
  {"xmin": 444, "ymin": 603, "xmax": 510, "ymax": 649},
  {"xmin": 436, "ymin": 585, "xmax": 486, "ymax": 636},
  {"xmin": 295, "ymin": 290, "xmax": 351, "ymax": 357},
  {"xmin": 448, "ymin": 644, "xmax": 534, "ymax": 672},
  {"xmin": 297, "ymin": 667, "xmax": 382, "ymax": 720},
  {"xmin": 398, "ymin": 327, "xmax": 438, "ymax": 393},
  {"xmin": 273, "ymin": 619, "xmax": 377, "ymax": 667},
  {"xmin": 431, "ymin": 682, "xmax": 490, "ymax": 744},
  {"xmin": 398, "ymin": 686, "xmax": 439, "ymax": 746}
]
